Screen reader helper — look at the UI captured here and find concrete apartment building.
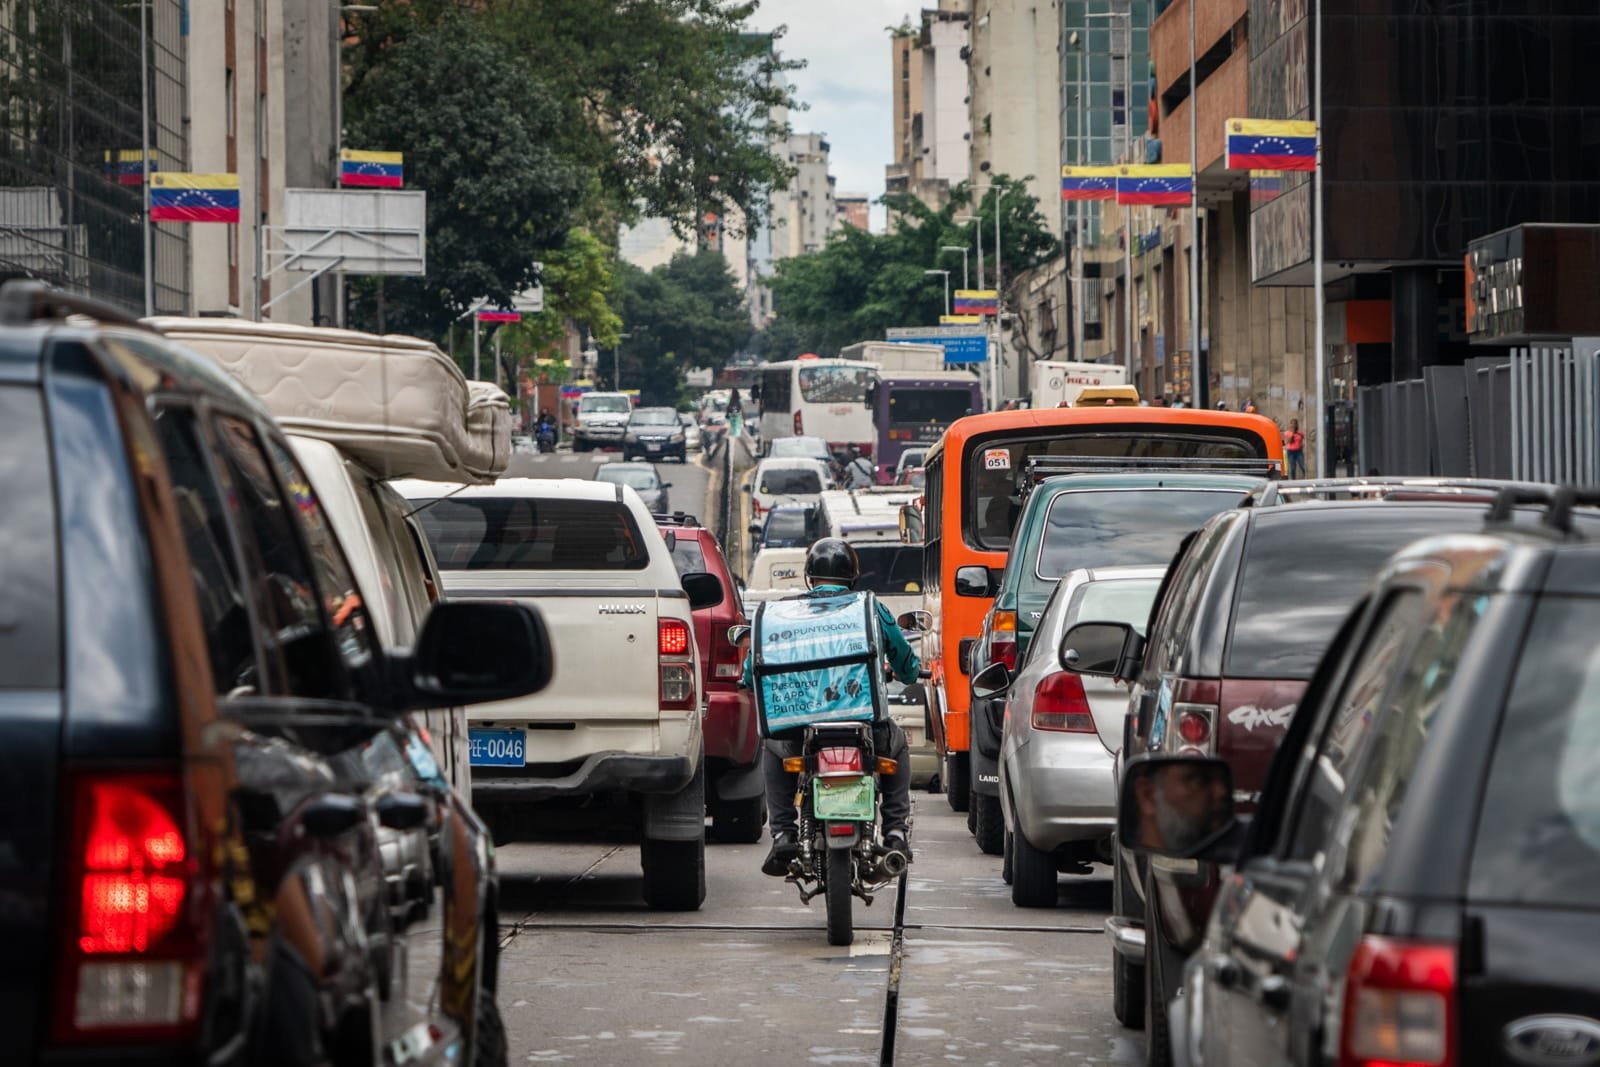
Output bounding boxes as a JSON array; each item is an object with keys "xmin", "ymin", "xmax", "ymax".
[
  {"xmin": 885, "ymin": 4, "xmax": 970, "ymax": 223},
  {"xmin": 836, "ymin": 194, "xmax": 870, "ymax": 231},
  {"xmin": 967, "ymin": 0, "xmax": 1063, "ymax": 241},
  {"xmin": 776, "ymin": 132, "xmax": 836, "ymax": 257}
]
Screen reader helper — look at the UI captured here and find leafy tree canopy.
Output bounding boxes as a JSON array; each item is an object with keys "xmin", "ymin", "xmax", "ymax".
[
  {"xmin": 761, "ymin": 176, "xmax": 1057, "ymax": 359},
  {"xmin": 612, "ymin": 250, "xmax": 752, "ymax": 405}
]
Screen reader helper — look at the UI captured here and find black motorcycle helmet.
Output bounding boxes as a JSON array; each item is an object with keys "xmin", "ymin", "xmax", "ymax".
[{"xmin": 804, "ymin": 537, "xmax": 859, "ymax": 589}]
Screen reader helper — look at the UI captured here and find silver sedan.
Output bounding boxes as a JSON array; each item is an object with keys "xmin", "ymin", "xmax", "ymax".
[{"xmin": 996, "ymin": 565, "xmax": 1164, "ymax": 907}]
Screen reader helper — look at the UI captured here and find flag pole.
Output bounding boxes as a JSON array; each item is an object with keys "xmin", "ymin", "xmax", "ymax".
[
  {"xmin": 1312, "ymin": 0, "xmax": 1326, "ymax": 474},
  {"xmin": 252, "ymin": 0, "xmax": 265, "ymax": 321},
  {"xmin": 139, "ymin": 0, "xmax": 154, "ymax": 316}
]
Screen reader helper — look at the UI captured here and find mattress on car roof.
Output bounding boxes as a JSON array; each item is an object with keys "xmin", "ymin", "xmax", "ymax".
[{"xmin": 149, "ymin": 317, "xmax": 510, "ymax": 483}]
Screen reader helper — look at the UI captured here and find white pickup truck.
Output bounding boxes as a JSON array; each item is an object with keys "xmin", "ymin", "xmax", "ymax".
[{"xmin": 396, "ymin": 476, "xmax": 724, "ymax": 910}]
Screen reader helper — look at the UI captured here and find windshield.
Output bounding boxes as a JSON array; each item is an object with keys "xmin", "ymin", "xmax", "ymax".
[
  {"xmin": 1035, "ymin": 489, "xmax": 1247, "ymax": 578},
  {"xmin": 630, "ymin": 409, "xmax": 678, "ymax": 426},
  {"xmin": 413, "ymin": 497, "xmax": 648, "ymax": 570},
  {"xmin": 854, "ymin": 544, "xmax": 925, "ymax": 596},
  {"xmin": 966, "ymin": 431, "xmax": 1266, "ymax": 550},
  {"xmin": 886, "ymin": 386, "xmax": 976, "ymax": 425},
  {"xmin": 758, "ymin": 467, "xmax": 823, "ymax": 495},
  {"xmin": 581, "ymin": 395, "xmax": 632, "ymax": 414},
  {"xmin": 596, "ymin": 466, "xmax": 660, "ymax": 490},
  {"xmin": 798, "ymin": 363, "xmax": 873, "ymax": 404}
]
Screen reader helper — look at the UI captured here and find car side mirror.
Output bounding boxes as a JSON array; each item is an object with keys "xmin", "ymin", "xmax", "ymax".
[
  {"xmin": 727, "ymin": 624, "xmax": 751, "ymax": 647},
  {"xmin": 742, "ymin": 484, "xmax": 753, "ymax": 493},
  {"xmin": 970, "ymin": 660, "xmax": 1011, "ymax": 701},
  {"xmin": 681, "ymin": 571, "xmax": 724, "ymax": 611},
  {"xmin": 954, "ymin": 565, "xmax": 993, "ymax": 598},
  {"xmin": 1118, "ymin": 755, "xmax": 1240, "ymax": 862},
  {"xmin": 399, "ymin": 601, "xmax": 554, "ymax": 711},
  {"xmin": 1060, "ymin": 622, "xmax": 1142, "ymax": 679},
  {"xmin": 660, "ymin": 482, "xmax": 673, "ymax": 489},
  {"xmin": 896, "ymin": 609, "xmax": 933, "ymax": 636}
]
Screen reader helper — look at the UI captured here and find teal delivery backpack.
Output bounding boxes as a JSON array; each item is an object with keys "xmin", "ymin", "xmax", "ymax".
[{"xmin": 751, "ymin": 591, "xmax": 887, "ymax": 738}]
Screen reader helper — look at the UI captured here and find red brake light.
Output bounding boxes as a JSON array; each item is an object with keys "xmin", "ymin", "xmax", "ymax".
[
  {"xmin": 1340, "ymin": 937, "xmax": 1456, "ymax": 1067},
  {"xmin": 816, "ymin": 747, "xmax": 865, "ymax": 776},
  {"xmin": 1032, "ymin": 673, "xmax": 1095, "ymax": 732},
  {"xmin": 659, "ymin": 618, "xmax": 691, "ymax": 657},
  {"xmin": 79, "ymin": 782, "xmax": 187, "ymax": 955},
  {"xmin": 793, "ymin": 411, "xmax": 804, "ymax": 435},
  {"xmin": 1176, "ymin": 707, "xmax": 1212, "ymax": 748},
  {"xmin": 989, "ymin": 611, "xmax": 1018, "ymax": 671}
]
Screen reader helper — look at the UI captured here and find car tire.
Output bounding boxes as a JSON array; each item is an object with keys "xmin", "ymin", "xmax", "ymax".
[
  {"xmin": 1143, "ymin": 872, "xmax": 1174, "ymax": 1067},
  {"xmin": 641, "ymin": 835, "xmax": 706, "ymax": 911},
  {"xmin": 973, "ymin": 790, "xmax": 1005, "ymax": 856},
  {"xmin": 710, "ymin": 795, "xmax": 765, "ymax": 844},
  {"xmin": 1002, "ymin": 830, "xmax": 1015, "ymax": 885},
  {"xmin": 1010, "ymin": 829, "xmax": 1058, "ymax": 908},
  {"xmin": 1112, "ymin": 853, "xmax": 1146, "ymax": 1029},
  {"xmin": 945, "ymin": 752, "xmax": 970, "ymax": 812},
  {"xmin": 473, "ymin": 990, "xmax": 509, "ymax": 1067}
]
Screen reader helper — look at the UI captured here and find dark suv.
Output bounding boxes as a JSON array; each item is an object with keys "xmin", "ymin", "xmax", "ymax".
[
  {"xmin": 0, "ymin": 283, "xmax": 550, "ymax": 1064},
  {"xmin": 1065, "ymin": 495, "xmax": 1531, "ymax": 1057},
  {"xmin": 657, "ymin": 513, "xmax": 762, "ymax": 842},
  {"xmin": 1123, "ymin": 488, "xmax": 1600, "ymax": 1067}
]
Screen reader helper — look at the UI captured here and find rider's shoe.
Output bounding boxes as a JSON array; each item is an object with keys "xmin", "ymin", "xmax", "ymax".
[
  {"xmin": 762, "ymin": 831, "xmax": 800, "ymax": 876},
  {"xmin": 884, "ymin": 828, "xmax": 913, "ymax": 866}
]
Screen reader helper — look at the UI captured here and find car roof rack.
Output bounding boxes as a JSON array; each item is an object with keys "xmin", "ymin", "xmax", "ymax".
[
  {"xmin": 1247, "ymin": 476, "xmax": 1556, "ymax": 509},
  {"xmin": 651, "ymin": 511, "xmax": 701, "ymax": 528},
  {"xmin": 1023, "ymin": 454, "xmax": 1280, "ymax": 482},
  {"xmin": 0, "ymin": 279, "xmax": 148, "ymax": 330},
  {"xmin": 1485, "ymin": 484, "xmax": 1600, "ymax": 536}
]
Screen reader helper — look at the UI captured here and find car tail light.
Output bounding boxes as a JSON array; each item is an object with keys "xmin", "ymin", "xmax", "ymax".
[
  {"xmin": 659, "ymin": 618, "xmax": 697, "ymax": 710},
  {"xmin": 56, "ymin": 771, "xmax": 205, "ymax": 1042},
  {"xmin": 1339, "ymin": 937, "xmax": 1456, "ymax": 1067},
  {"xmin": 1175, "ymin": 702, "xmax": 1215, "ymax": 752},
  {"xmin": 988, "ymin": 610, "xmax": 1017, "ymax": 672},
  {"xmin": 856, "ymin": 441, "xmax": 872, "ymax": 458},
  {"xmin": 1031, "ymin": 673, "xmax": 1095, "ymax": 732},
  {"xmin": 793, "ymin": 411, "xmax": 803, "ymax": 435},
  {"xmin": 713, "ymin": 619, "xmax": 745, "ymax": 679},
  {"xmin": 816, "ymin": 747, "xmax": 865, "ymax": 776}
]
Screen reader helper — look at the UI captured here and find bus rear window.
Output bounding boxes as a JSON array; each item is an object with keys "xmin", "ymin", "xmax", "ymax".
[
  {"xmin": 887, "ymin": 387, "xmax": 976, "ymax": 425},
  {"xmin": 966, "ymin": 432, "xmax": 1262, "ymax": 550},
  {"xmin": 798, "ymin": 364, "xmax": 872, "ymax": 404}
]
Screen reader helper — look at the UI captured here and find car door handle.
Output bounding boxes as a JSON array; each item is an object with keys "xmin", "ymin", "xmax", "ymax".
[
  {"xmin": 1256, "ymin": 974, "xmax": 1291, "ymax": 1012},
  {"xmin": 1209, "ymin": 957, "xmax": 1241, "ymax": 990}
]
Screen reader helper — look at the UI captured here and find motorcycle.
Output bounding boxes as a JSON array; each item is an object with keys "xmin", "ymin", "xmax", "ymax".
[
  {"xmin": 732, "ymin": 609, "xmax": 930, "ymax": 947},
  {"xmin": 534, "ymin": 421, "xmax": 557, "ymax": 453}
]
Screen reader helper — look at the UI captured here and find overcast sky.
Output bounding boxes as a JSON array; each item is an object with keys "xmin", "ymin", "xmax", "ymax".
[{"xmin": 750, "ymin": 1, "xmax": 925, "ymax": 232}]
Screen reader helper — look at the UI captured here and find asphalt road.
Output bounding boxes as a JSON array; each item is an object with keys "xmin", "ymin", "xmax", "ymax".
[{"xmin": 488, "ymin": 443, "xmax": 1142, "ymax": 1065}]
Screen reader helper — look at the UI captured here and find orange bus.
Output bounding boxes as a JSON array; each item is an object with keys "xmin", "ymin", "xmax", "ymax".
[{"xmin": 918, "ymin": 407, "xmax": 1285, "ymax": 806}]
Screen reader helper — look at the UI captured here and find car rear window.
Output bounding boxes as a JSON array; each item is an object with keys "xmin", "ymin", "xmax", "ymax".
[
  {"xmin": 1226, "ymin": 508, "xmax": 1473, "ymax": 679},
  {"xmin": 1068, "ymin": 577, "xmax": 1162, "ymax": 633},
  {"xmin": 0, "ymin": 386, "xmax": 60, "ymax": 688},
  {"xmin": 668, "ymin": 537, "xmax": 707, "ymax": 575},
  {"xmin": 854, "ymin": 544, "xmax": 925, "ymax": 596},
  {"xmin": 596, "ymin": 466, "xmax": 659, "ymax": 490},
  {"xmin": 760, "ymin": 467, "xmax": 822, "ymax": 495},
  {"xmin": 1035, "ymin": 489, "xmax": 1246, "ymax": 578},
  {"xmin": 1469, "ymin": 597, "xmax": 1600, "ymax": 910},
  {"xmin": 414, "ymin": 497, "xmax": 649, "ymax": 571},
  {"xmin": 765, "ymin": 508, "xmax": 815, "ymax": 542}
]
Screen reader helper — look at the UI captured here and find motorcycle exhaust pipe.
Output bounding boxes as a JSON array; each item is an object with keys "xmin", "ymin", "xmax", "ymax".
[{"xmin": 868, "ymin": 846, "xmax": 908, "ymax": 881}]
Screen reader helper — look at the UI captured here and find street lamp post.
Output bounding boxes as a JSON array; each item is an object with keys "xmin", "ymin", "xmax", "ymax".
[
  {"xmin": 332, "ymin": 5, "xmax": 379, "ymax": 328},
  {"xmin": 1088, "ymin": 7, "xmax": 1135, "ymax": 381},
  {"xmin": 970, "ymin": 182, "xmax": 1006, "ymax": 408},
  {"xmin": 940, "ymin": 245, "xmax": 970, "ymax": 290},
  {"xmin": 956, "ymin": 214, "xmax": 986, "ymax": 291},
  {"xmin": 924, "ymin": 269, "xmax": 951, "ymax": 317}
]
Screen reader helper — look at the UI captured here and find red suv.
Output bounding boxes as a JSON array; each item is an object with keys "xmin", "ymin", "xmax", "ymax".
[{"xmin": 657, "ymin": 513, "xmax": 763, "ymax": 841}]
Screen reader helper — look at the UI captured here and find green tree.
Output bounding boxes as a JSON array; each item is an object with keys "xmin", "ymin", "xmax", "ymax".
[
  {"xmin": 762, "ymin": 175, "xmax": 1057, "ymax": 357},
  {"xmin": 612, "ymin": 250, "xmax": 751, "ymax": 405},
  {"xmin": 342, "ymin": 10, "xmax": 582, "ymax": 338}
]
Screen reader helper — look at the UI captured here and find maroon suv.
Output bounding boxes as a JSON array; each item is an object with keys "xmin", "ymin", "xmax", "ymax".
[{"xmin": 658, "ymin": 514, "xmax": 763, "ymax": 841}]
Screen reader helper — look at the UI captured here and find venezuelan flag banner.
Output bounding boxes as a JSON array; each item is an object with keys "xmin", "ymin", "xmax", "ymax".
[
  {"xmin": 1116, "ymin": 165, "xmax": 1193, "ymax": 206},
  {"xmin": 104, "ymin": 149, "xmax": 156, "ymax": 186},
  {"xmin": 1249, "ymin": 170, "xmax": 1284, "ymax": 203},
  {"xmin": 477, "ymin": 308, "xmax": 521, "ymax": 323},
  {"xmin": 149, "ymin": 173, "xmax": 240, "ymax": 223},
  {"xmin": 1061, "ymin": 165, "xmax": 1119, "ymax": 201},
  {"xmin": 340, "ymin": 149, "xmax": 404, "ymax": 188},
  {"xmin": 1225, "ymin": 118, "xmax": 1316, "ymax": 172},
  {"xmin": 953, "ymin": 290, "xmax": 998, "ymax": 316}
]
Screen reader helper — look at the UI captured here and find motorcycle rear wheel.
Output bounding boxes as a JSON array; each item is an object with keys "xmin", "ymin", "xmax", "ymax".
[{"xmin": 824, "ymin": 847, "xmax": 854, "ymax": 947}]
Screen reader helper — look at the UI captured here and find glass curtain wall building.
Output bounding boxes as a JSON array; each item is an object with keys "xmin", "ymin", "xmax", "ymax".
[
  {"xmin": 0, "ymin": 0, "xmax": 188, "ymax": 313},
  {"xmin": 1060, "ymin": 0, "xmax": 1152, "ymax": 246}
]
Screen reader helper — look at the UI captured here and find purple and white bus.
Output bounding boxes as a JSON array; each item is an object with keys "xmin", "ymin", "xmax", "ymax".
[{"xmin": 869, "ymin": 370, "xmax": 984, "ymax": 483}]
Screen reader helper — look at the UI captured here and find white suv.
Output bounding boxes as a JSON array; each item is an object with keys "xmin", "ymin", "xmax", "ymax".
[{"xmin": 395, "ymin": 477, "xmax": 724, "ymax": 910}]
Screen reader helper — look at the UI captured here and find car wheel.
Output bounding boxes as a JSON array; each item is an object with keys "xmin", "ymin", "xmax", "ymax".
[
  {"xmin": 1002, "ymin": 830, "xmax": 1015, "ymax": 885},
  {"xmin": 945, "ymin": 752, "xmax": 970, "ymax": 812},
  {"xmin": 1143, "ymin": 871, "xmax": 1175, "ymax": 1066},
  {"xmin": 709, "ymin": 795, "xmax": 765, "ymax": 844},
  {"xmin": 641, "ymin": 835, "xmax": 706, "ymax": 911},
  {"xmin": 1112, "ymin": 853, "xmax": 1146, "ymax": 1029},
  {"xmin": 1010, "ymin": 828, "xmax": 1058, "ymax": 908},
  {"xmin": 973, "ymin": 790, "xmax": 1005, "ymax": 856}
]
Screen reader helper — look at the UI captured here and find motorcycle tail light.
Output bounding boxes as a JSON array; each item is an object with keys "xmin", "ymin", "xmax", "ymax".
[
  {"xmin": 816, "ymin": 747, "xmax": 864, "ymax": 776},
  {"xmin": 827, "ymin": 823, "xmax": 855, "ymax": 837}
]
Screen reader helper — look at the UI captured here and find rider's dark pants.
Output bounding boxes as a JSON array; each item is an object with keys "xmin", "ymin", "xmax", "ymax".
[{"xmin": 764, "ymin": 718, "xmax": 911, "ymax": 839}]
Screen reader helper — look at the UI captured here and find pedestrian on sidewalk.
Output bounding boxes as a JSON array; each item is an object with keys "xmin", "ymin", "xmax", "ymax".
[{"xmin": 1283, "ymin": 418, "xmax": 1306, "ymax": 479}]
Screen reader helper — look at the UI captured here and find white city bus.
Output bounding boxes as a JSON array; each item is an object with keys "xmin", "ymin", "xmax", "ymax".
[{"xmin": 754, "ymin": 358, "xmax": 876, "ymax": 459}]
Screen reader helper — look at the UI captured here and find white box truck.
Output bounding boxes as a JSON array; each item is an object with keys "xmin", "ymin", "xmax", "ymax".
[
  {"xmin": 840, "ymin": 340, "xmax": 946, "ymax": 372},
  {"xmin": 1029, "ymin": 360, "xmax": 1129, "ymax": 408}
]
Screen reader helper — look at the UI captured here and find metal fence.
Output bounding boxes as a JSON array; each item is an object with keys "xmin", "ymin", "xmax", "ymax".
[{"xmin": 1356, "ymin": 341, "xmax": 1600, "ymax": 483}]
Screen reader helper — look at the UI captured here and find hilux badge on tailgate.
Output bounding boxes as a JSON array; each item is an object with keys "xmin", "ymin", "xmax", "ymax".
[
  {"xmin": 1504, "ymin": 1016, "xmax": 1600, "ymax": 1066},
  {"xmin": 598, "ymin": 603, "xmax": 647, "ymax": 615}
]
